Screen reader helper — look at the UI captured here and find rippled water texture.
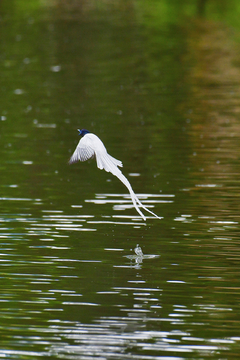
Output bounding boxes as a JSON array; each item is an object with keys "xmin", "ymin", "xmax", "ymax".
[{"xmin": 1, "ymin": 1, "xmax": 240, "ymax": 359}]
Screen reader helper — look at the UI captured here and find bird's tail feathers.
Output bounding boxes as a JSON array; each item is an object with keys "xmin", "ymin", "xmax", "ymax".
[
  {"xmin": 134, "ymin": 193, "xmax": 162, "ymax": 219},
  {"xmin": 128, "ymin": 188, "xmax": 146, "ymax": 221},
  {"xmin": 116, "ymin": 170, "xmax": 160, "ymax": 221},
  {"xmin": 96, "ymin": 153, "xmax": 122, "ymax": 171},
  {"xmin": 108, "ymin": 154, "xmax": 123, "ymax": 168},
  {"xmin": 96, "ymin": 153, "xmax": 116, "ymax": 172},
  {"xmin": 96, "ymin": 153, "xmax": 160, "ymax": 221}
]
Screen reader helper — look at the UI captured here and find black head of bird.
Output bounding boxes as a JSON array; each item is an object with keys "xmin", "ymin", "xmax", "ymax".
[{"xmin": 78, "ymin": 129, "xmax": 90, "ymax": 137}]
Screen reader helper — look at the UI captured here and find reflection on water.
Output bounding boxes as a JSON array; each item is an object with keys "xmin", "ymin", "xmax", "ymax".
[
  {"xmin": 84, "ymin": 193, "xmax": 166, "ymax": 225},
  {"xmin": 1, "ymin": 191, "xmax": 240, "ymax": 358}
]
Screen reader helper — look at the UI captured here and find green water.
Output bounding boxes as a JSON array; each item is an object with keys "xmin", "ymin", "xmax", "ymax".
[{"xmin": 1, "ymin": 0, "xmax": 240, "ymax": 359}]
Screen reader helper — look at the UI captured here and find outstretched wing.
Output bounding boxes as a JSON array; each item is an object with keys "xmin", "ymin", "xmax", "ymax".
[{"xmin": 69, "ymin": 136, "xmax": 95, "ymax": 164}]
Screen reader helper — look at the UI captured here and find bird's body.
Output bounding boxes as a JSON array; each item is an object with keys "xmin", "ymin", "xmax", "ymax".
[{"xmin": 69, "ymin": 129, "xmax": 160, "ymax": 221}]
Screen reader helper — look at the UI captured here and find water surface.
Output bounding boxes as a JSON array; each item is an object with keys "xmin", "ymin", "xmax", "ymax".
[{"xmin": 1, "ymin": 1, "xmax": 240, "ymax": 359}]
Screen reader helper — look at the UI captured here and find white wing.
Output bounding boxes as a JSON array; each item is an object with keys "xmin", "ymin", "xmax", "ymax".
[
  {"xmin": 69, "ymin": 135, "xmax": 95, "ymax": 164},
  {"xmin": 69, "ymin": 133, "xmax": 123, "ymax": 167}
]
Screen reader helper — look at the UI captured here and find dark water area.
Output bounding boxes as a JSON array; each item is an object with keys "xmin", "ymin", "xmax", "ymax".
[{"xmin": 1, "ymin": 0, "xmax": 240, "ymax": 359}]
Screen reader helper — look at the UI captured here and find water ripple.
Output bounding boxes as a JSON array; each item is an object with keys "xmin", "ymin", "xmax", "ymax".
[{"xmin": 85, "ymin": 193, "xmax": 173, "ymax": 213}]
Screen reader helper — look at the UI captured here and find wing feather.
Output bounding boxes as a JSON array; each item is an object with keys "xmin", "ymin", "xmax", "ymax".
[{"xmin": 69, "ymin": 136, "xmax": 95, "ymax": 164}]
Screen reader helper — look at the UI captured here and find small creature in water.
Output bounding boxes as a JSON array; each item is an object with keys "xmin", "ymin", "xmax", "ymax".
[
  {"xmin": 134, "ymin": 244, "xmax": 143, "ymax": 257},
  {"xmin": 69, "ymin": 129, "xmax": 161, "ymax": 221},
  {"xmin": 124, "ymin": 245, "xmax": 160, "ymax": 264}
]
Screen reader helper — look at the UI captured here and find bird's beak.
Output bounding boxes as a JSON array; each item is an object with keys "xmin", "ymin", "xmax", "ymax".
[{"xmin": 77, "ymin": 129, "xmax": 81, "ymax": 135}]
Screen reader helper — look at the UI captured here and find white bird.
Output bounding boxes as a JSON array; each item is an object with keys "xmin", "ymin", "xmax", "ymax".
[{"xmin": 69, "ymin": 129, "xmax": 161, "ymax": 221}]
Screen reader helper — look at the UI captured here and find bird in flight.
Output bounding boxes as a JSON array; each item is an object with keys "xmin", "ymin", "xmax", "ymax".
[{"xmin": 69, "ymin": 129, "xmax": 161, "ymax": 221}]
